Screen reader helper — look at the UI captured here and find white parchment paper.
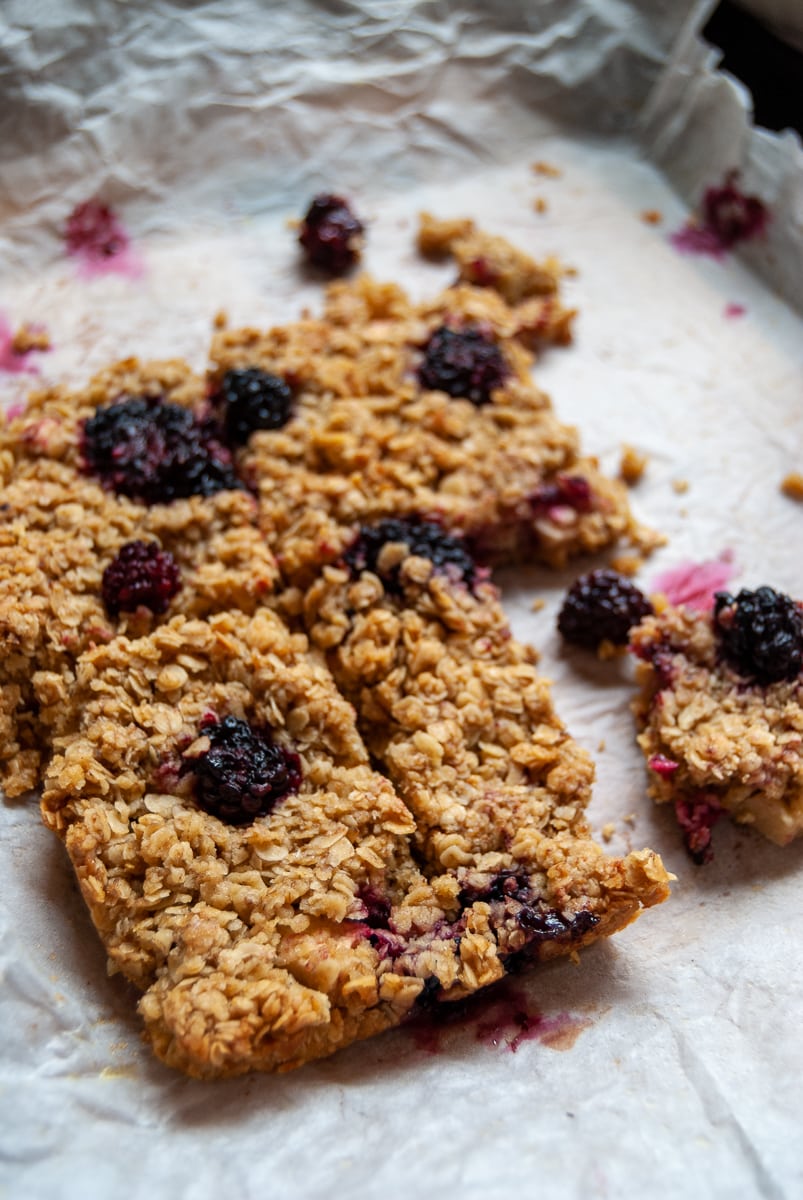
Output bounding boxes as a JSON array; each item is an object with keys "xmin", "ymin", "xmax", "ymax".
[{"xmin": 1, "ymin": 4, "xmax": 802, "ymax": 1198}]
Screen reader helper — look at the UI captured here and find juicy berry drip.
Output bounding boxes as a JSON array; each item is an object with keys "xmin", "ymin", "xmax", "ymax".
[
  {"xmin": 357, "ymin": 887, "xmax": 392, "ymax": 929},
  {"xmin": 81, "ymin": 396, "xmax": 241, "ymax": 504},
  {"xmin": 674, "ymin": 793, "xmax": 723, "ymax": 865},
  {"xmin": 558, "ymin": 569, "xmax": 653, "ymax": 651},
  {"xmin": 183, "ymin": 714, "xmax": 301, "ymax": 826},
  {"xmin": 299, "ymin": 193, "xmax": 364, "ymax": 273},
  {"xmin": 214, "ymin": 367, "xmax": 294, "ymax": 446},
  {"xmin": 101, "ymin": 540, "xmax": 181, "ymax": 616},
  {"xmin": 530, "ymin": 474, "xmax": 593, "ymax": 514},
  {"xmin": 714, "ymin": 586, "xmax": 803, "ymax": 684},
  {"xmin": 417, "ymin": 325, "xmax": 509, "ymax": 407},
  {"xmin": 343, "ymin": 517, "xmax": 478, "ymax": 593},
  {"xmin": 65, "ymin": 199, "xmax": 129, "ymax": 260},
  {"xmin": 458, "ymin": 870, "xmax": 599, "ymax": 956}
]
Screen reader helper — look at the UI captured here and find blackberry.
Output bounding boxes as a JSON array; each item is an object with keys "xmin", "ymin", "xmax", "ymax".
[
  {"xmin": 183, "ymin": 715, "xmax": 301, "ymax": 826},
  {"xmin": 702, "ymin": 174, "xmax": 768, "ymax": 248},
  {"xmin": 214, "ymin": 368, "xmax": 294, "ymax": 446},
  {"xmin": 299, "ymin": 193, "xmax": 364, "ymax": 273},
  {"xmin": 343, "ymin": 517, "xmax": 478, "ymax": 592},
  {"xmin": 65, "ymin": 199, "xmax": 128, "ymax": 260},
  {"xmin": 81, "ymin": 396, "xmax": 241, "ymax": 504},
  {"xmin": 713, "ymin": 586, "xmax": 803, "ymax": 684},
  {"xmin": 101, "ymin": 540, "xmax": 181, "ymax": 616},
  {"xmin": 558, "ymin": 569, "xmax": 653, "ymax": 650},
  {"xmin": 418, "ymin": 325, "xmax": 509, "ymax": 407}
]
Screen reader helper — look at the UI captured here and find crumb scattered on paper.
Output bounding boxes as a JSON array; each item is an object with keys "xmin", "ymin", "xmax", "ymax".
[
  {"xmin": 619, "ymin": 444, "xmax": 647, "ymax": 485},
  {"xmin": 213, "ymin": 309, "xmax": 229, "ymax": 329},
  {"xmin": 640, "ymin": 209, "xmax": 662, "ymax": 225},
  {"xmin": 531, "ymin": 161, "xmax": 562, "ymax": 178},
  {"xmin": 530, "ymin": 597, "xmax": 546, "ymax": 612},
  {"xmin": 534, "ymin": 197, "xmax": 548, "ymax": 213},
  {"xmin": 780, "ymin": 473, "xmax": 803, "ymax": 501},
  {"xmin": 601, "ymin": 822, "xmax": 616, "ymax": 842},
  {"xmin": 672, "ymin": 479, "xmax": 689, "ymax": 494}
]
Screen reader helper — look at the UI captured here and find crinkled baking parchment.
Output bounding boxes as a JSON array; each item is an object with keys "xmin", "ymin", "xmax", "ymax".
[{"xmin": 1, "ymin": 3, "xmax": 802, "ymax": 1198}]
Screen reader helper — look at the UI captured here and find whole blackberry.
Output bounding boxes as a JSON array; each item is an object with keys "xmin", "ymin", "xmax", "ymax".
[
  {"xmin": 714, "ymin": 586, "xmax": 803, "ymax": 684},
  {"xmin": 101, "ymin": 540, "xmax": 181, "ymax": 616},
  {"xmin": 184, "ymin": 715, "xmax": 302, "ymax": 826},
  {"xmin": 344, "ymin": 517, "xmax": 478, "ymax": 592},
  {"xmin": 418, "ymin": 325, "xmax": 509, "ymax": 407},
  {"xmin": 299, "ymin": 193, "xmax": 364, "ymax": 273},
  {"xmin": 214, "ymin": 368, "xmax": 294, "ymax": 446},
  {"xmin": 81, "ymin": 396, "xmax": 240, "ymax": 504},
  {"xmin": 558, "ymin": 569, "xmax": 653, "ymax": 650}
]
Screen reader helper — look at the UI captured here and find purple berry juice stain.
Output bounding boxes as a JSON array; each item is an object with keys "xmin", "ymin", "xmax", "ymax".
[
  {"xmin": 408, "ymin": 980, "xmax": 590, "ymax": 1056},
  {"xmin": 723, "ymin": 302, "xmax": 746, "ymax": 319},
  {"xmin": 651, "ymin": 551, "xmax": 737, "ymax": 611},
  {"xmin": 670, "ymin": 173, "xmax": 769, "ymax": 260},
  {"xmin": 64, "ymin": 199, "xmax": 145, "ymax": 279}
]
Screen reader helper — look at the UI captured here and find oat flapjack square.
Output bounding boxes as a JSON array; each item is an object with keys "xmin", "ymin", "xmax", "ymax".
[
  {"xmin": 209, "ymin": 268, "xmax": 655, "ymax": 587},
  {"xmin": 41, "ymin": 600, "xmax": 669, "ymax": 1078},
  {"xmin": 0, "ymin": 359, "xmax": 277, "ymax": 795},
  {"xmin": 631, "ymin": 588, "xmax": 803, "ymax": 862}
]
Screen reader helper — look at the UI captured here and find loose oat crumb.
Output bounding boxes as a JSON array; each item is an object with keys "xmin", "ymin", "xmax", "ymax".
[
  {"xmin": 531, "ymin": 597, "xmax": 546, "ymax": 612},
  {"xmin": 781, "ymin": 473, "xmax": 803, "ymax": 502},
  {"xmin": 620, "ymin": 444, "xmax": 648, "ymax": 486},
  {"xmin": 601, "ymin": 823, "xmax": 616, "ymax": 842},
  {"xmin": 213, "ymin": 309, "xmax": 229, "ymax": 330},
  {"xmin": 11, "ymin": 324, "xmax": 51, "ymax": 354},
  {"xmin": 672, "ymin": 479, "xmax": 689, "ymax": 495},
  {"xmin": 609, "ymin": 554, "xmax": 643, "ymax": 578},
  {"xmin": 641, "ymin": 210, "xmax": 663, "ymax": 225},
  {"xmin": 531, "ymin": 161, "xmax": 562, "ymax": 178},
  {"xmin": 533, "ymin": 197, "xmax": 548, "ymax": 214},
  {"xmin": 597, "ymin": 738, "xmax": 606, "ymax": 752},
  {"xmin": 623, "ymin": 813, "xmax": 637, "ymax": 827}
]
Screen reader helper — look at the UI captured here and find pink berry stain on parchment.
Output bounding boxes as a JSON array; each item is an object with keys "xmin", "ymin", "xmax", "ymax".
[
  {"xmin": 64, "ymin": 199, "xmax": 145, "ymax": 279},
  {"xmin": 670, "ymin": 172, "xmax": 769, "ymax": 260},
  {"xmin": 651, "ymin": 550, "xmax": 738, "ymax": 611},
  {"xmin": 408, "ymin": 981, "xmax": 592, "ymax": 1057}
]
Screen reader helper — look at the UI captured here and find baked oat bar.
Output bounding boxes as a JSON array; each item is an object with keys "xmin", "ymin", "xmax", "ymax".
[
  {"xmin": 0, "ymin": 359, "xmax": 277, "ymax": 795},
  {"xmin": 41, "ymin": 602, "xmax": 669, "ymax": 1078},
  {"xmin": 631, "ymin": 587, "xmax": 803, "ymax": 861},
  {"xmin": 209, "ymin": 268, "xmax": 654, "ymax": 587}
]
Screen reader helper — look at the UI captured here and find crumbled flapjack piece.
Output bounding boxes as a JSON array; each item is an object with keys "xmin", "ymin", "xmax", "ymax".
[
  {"xmin": 631, "ymin": 600, "xmax": 803, "ymax": 858},
  {"xmin": 41, "ymin": 596, "xmax": 668, "ymax": 1078},
  {"xmin": 0, "ymin": 359, "xmax": 278, "ymax": 796},
  {"xmin": 417, "ymin": 212, "xmax": 563, "ymax": 307},
  {"xmin": 209, "ymin": 275, "xmax": 652, "ymax": 587}
]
